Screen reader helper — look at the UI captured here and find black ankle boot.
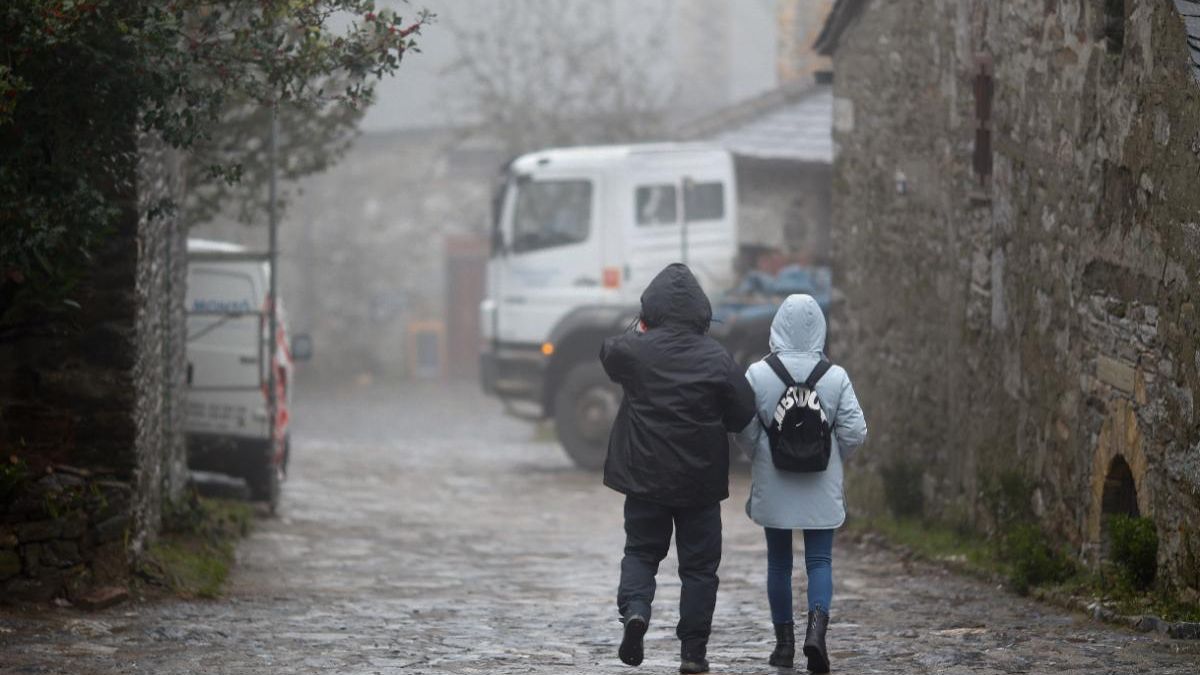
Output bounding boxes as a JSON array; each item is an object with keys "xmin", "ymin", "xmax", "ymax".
[
  {"xmin": 769, "ymin": 622, "xmax": 795, "ymax": 668},
  {"xmin": 679, "ymin": 640, "xmax": 709, "ymax": 674},
  {"xmin": 619, "ymin": 615, "xmax": 647, "ymax": 666},
  {"xmin": 802, "ymin": 608, "xmax": 830, "ymax": 673}
]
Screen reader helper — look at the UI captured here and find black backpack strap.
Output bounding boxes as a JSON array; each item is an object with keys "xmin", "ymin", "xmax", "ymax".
[
  {"xmin": 764, "ymin": 353, "xmax": 797, "ymax": 388},
  {"xmin": 804, "ymin": 359, "xmax": 833, "ymax": 390}
]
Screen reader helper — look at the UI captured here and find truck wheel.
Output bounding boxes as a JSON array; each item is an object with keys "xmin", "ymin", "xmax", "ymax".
[{"xmin": 554, "ymin": 362, "xmax": 621, "ymax": 470}]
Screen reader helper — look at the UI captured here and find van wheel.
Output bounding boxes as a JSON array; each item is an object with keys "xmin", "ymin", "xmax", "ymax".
[
  {"xmin": 248, "ymin": 451, "xmax": 282, "ymax": 514},
  {"xmin": 554, "ymin": 362, "xmax": 620, "ymax": 470}
]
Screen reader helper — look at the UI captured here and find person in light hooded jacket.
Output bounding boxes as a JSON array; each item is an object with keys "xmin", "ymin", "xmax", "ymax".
[{"xmin": 737, "ymin": 294, "xmax": 867, "ymax": 674}]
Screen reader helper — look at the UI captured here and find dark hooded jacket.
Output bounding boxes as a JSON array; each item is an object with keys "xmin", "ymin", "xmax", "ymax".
[{"xmin": 600, "ymin": 264, "xmax": 757, "ymax": 507}]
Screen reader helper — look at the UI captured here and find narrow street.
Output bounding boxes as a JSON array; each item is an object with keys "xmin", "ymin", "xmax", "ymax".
[{"xmin": 2, "ymin": 382, "xmax": 1197, "ymax": 674}]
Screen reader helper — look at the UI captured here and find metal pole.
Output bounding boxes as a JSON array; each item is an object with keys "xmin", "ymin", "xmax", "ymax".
[
  {"xmin": 267, "ymin": 106, "xmax": 279, "ymax": 452},
  {"xmin": 681, "ymin": 177, "xmax": 692, "ymax": 265}
]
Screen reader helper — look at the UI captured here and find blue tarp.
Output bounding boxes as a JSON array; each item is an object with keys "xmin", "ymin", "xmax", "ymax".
[{"xmin": 713, "ymin": 265, "xmax": 832, "ymax": 326}]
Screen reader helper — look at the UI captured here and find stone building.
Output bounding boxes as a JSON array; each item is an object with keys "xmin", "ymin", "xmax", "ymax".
[
  {"xmin": 0, "ymin": 136, "xmax": 188, "ymax": 602},
  {"xmin": 776, "ymin": 0, "xmax": 835, "ymax": 85},
  {"xmin": 681, "ymin": 83, "xmax": 834, "ymax": 263},
  {"xmin": 818, "ymin": 0, "xmax": 1200, "ymax": 596},
  {"xmin": 675, "ymin": 1, "xmax": 837, "ymax": 265}
]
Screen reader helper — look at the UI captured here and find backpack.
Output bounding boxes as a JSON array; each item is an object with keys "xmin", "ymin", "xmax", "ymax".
[{"xmin": 760, "ymin": 354, "xmax": 833, "ymax": 473}]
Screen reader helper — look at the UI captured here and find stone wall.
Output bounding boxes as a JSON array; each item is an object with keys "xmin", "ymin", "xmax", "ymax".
[
  {"xmin": 131, "ymin": 132, "xmax": 189, "ymax": 550},
  {"xmin": 0, "ymin": 135, "xmax": 186, "ymax": 602},
  {"xmin": 776, "ymin": 0, "xmax": 834, "ymax": 84},
  {"xmin": 829, "ymin": 0, "xmax": 1200, "ymax": 596},
  {"xmin": 736, "ymin": 158, "xmax": 832, "ymax": 263}
]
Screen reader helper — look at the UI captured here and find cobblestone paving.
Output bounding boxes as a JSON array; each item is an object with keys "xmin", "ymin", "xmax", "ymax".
[{"xmin": 2, "ymin": 382, "xmax": 1198, "ymax": 674}]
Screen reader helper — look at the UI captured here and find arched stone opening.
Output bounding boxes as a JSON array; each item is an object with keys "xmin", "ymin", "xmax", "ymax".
[
  {"xmin": 1086, "ymin": 399, "xmax": 1151, "ymax": 565},
  {"xmin": 1101, "ymin": 455, "xmax": 1139, "ymax": 519},
  {"xmin": 1099, "ymin": 455, "xmax": 1140, "ymax": 558}
]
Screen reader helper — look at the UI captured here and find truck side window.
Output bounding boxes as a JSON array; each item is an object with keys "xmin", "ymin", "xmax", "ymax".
[
  {"xmin": 511, "ymin": 180, "xmax": 593, "ymax": 253},
  {"xmin": 635, "ymin": 184, "xmax": 677, "ymax": 226},
  {"xmin": 684, "ymin": 182, "xmax": 725, "ymax": 221}
]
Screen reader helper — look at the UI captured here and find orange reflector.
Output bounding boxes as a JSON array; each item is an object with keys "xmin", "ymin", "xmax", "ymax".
[
  {"xmin": 602, "ymin": 267, "xmax": 621, "ymax": 289},
  {"xmin": 541, "ymin": 342, "xmax": 555, "ymax": 356}
]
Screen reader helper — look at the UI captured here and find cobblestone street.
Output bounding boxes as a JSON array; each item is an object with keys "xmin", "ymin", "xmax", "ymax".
[{"xmin": 2, "ymin": 382, "xmax": 1198, "ymax": 674}]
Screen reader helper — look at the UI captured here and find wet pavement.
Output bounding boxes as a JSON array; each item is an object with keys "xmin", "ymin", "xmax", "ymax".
[{"xmin": 2, "ymin": 381, "xmax": 1198, "ymax": 673}]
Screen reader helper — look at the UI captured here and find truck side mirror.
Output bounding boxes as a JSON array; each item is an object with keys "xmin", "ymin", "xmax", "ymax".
[{"xmin": 291, "ymin": 334, "xmax": 313, "ymax": 362}]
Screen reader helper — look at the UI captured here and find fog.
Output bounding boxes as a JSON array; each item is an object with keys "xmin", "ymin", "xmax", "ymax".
[
  {"xmin": 191, "ymin": 0, "xmax": 831, "ymax": 417},
  {"xmin": 360, "ymin": 0, "xmax": 782, "ymax": 132},
  {"xmin": 6, "ymin": 3, "xmax": 1197, "ymax": 670}
]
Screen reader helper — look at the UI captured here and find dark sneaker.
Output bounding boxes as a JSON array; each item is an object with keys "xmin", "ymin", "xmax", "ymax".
[
  {"xmin": 680, "ymin": 640, "xmax": 709, "ymax": 674},
  {"xmin": 619, "ymin": 615, "xmax": 648, "ymax": 666}
]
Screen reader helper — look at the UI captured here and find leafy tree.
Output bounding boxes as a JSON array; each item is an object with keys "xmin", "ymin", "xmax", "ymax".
[
  {"xmin": 183, "ymin": 94, "xmax": 364, "ymax": 227},
  {"xmin": 0, "ymin": 0, "xmax": 429, "ymax": 328},
  {"xmin": 444, "ymin": 0, "xmax": 671, "ymax": 156}
]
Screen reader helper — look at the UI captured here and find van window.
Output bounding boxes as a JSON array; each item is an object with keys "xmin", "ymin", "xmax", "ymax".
[
  {"xmin": 512, "ymin": 180, "xmax": 593, "ymax": 253},
  {"xmin": 684, "ymin": 182, "xmax": 725, "ymax": 221},
  {"xmin": 635, "ymin": 184, "xmax": 677, "ymax": 226}
]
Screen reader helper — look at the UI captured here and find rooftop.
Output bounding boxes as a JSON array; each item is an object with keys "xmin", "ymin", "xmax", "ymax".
[
  {"xmin": 509, "ymin": 143, "xmax": 729, "ymax": 173},
  {"xmin": 1178, "ymin": 0, "xmax": 1200, "ymax": 83},
  {"xmin": 678, "ymin": 83, "xmax": 834, "ymax": 164}
]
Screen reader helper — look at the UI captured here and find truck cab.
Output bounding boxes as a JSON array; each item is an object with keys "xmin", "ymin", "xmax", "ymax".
[{"xmin": 480, "ymin": 144, "xmax": 738, "ymax": 468}]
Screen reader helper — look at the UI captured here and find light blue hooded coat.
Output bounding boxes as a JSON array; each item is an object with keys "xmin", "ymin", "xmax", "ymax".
[{"xmin": 737, "ymin": 294, "xmax": 868, "ymax": 529}]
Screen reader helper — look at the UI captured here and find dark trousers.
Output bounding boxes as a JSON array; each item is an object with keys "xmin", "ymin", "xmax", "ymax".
[{"xmin": 617, "ymin": 496, "xmax": 722, "ymax": 646}]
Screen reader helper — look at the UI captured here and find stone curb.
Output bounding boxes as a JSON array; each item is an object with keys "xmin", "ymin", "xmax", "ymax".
[
  {"xmin": 1032, "ymin": 587, "xmax": 1200, "ymax": 641},
  {"xmin": 849, "ymin": 529, "xmax": 1200, "ymax": 640}
]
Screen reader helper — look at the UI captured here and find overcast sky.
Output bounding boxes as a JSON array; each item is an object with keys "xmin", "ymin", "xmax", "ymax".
[{"xmin": 361, "ymin": 0, "xmax": 780, "ymax": 132}]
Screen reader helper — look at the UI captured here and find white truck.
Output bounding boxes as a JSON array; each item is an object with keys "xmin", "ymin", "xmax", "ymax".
[
  {"xmin": 480, "ymin": 144, "xmax": 741, "ymax": 468},
  {"xmin": 184, "ymin": 239, "xmax": 311, "ymax": 509}
]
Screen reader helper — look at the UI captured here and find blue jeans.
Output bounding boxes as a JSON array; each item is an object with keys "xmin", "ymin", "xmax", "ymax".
[{"xmin": 764, "ymin": 527, "xmax": 834, "ymax": 624}]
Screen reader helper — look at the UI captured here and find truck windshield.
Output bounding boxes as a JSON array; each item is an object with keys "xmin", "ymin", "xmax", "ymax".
[{"xmin": 511, "ymin": 179, "xmax": 592, "ymax": 253}]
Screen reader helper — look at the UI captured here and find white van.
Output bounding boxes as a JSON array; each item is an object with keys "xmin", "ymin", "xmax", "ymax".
[
  {"xmin": 185, "ymin": 239, "xmax": 309, "ymax": 509},
  {"xmin": 480, "ymin": 144, "xmax": 738, "ymax": 468}
]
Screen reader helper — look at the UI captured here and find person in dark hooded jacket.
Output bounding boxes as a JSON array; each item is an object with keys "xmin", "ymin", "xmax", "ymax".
[{"xmin": 600, "ymin": 263, "xmax": 756, "ymax": 674}]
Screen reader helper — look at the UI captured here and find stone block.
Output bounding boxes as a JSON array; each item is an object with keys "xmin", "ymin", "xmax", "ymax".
[
  {"xmin": 75, "ymin": 585, "xmax": 129, "ymax": 611},
  {"xmin": 1134, "ymin": 615, "xmax": 1167, "ymax": 633},
  {"xmin": 3, "ymin": 575, "xmax": 63, "ymax": 603},
  {"xmin": 89, "ymin": 541, "xmax": 128, "ymax": 585},
  {"xmin": 16, "ymin": 520, "xmax": 61, "ymax": 543},
  {"xmin": 1097, "ymin": 355, "xmax": 1136, "ymax": 393},
  {"xmin": 3, "ymin": 490, "xmax": 50, "ymax": 518},
  {"xmin": 94, "ymin": 515, "xmax": 130, "ymax": 543},
  {"xmin": 61, "ymin": 515, "xmax": 88, "ymax": 540},
  {"xmin": 0, "ymin": 528, "xmax": 17, "ymax": 549},
  {"xmin": 44, "ymin": 540, "xmax": 81, "ymax": 568},
  {"xmin": 0, "ymin": 550, "xmax": 21, "ymax": 579},
  {"xmin": 23, "ymin": 542, "xmax": 41, "ymax": 571},
  {"xmin": 1167, "ymin": 622, "xmax": 1200, "ymax": 640}
]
